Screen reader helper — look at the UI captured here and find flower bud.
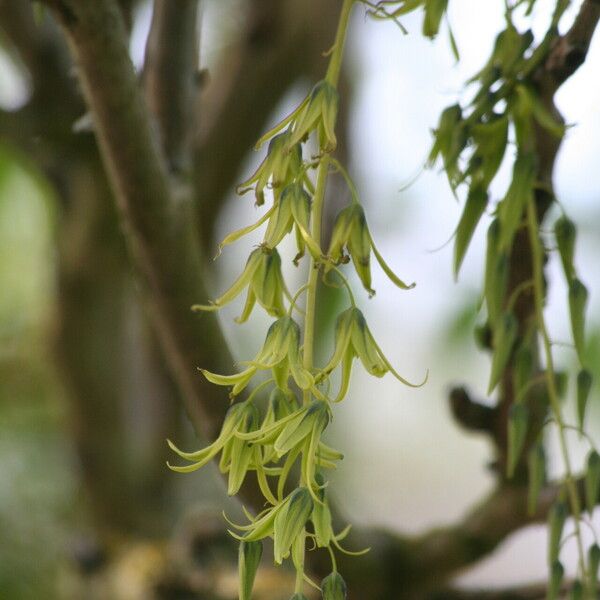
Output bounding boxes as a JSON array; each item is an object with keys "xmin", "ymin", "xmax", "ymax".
[
  {"xmin": 322, "ymin": 572, "xmax": 347, "ymax": 600},
  {"xmin": 238, "ymin": 541, "xmax": 263, "ymax": 600},
  {"xmin": 273, "ymin": 487, "xmax": 313, "ymax": 563},
  {"xmin": 287, "ymin": 80, "xmax": 339, "ymax": 151}
]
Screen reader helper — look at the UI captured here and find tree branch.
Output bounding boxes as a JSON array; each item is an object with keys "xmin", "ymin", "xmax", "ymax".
[
  {"xmin": 41, "ymin": 0, "xmax": 233, "ymax": 443},
  {"xmin": 449, "ymin": 386, "xmax": 498, "ymax": 435},
  {"xmin": 546, "ymin": 0, "xmax": 600, "ymax": 88},
  {"xmin": 143, "ymin": 0, "xmax": 200, "ymax": 172}
]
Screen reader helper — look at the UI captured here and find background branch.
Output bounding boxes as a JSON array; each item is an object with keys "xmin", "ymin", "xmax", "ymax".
[
  {"xmin": 42, "ymin": 0, "xmax": 234, "ymax": 442},
  {"xmin": 143, "ymin": 0, "xmax": 200, "ymax": 172}
]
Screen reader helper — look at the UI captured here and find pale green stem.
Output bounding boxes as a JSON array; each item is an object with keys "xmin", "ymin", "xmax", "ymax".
[
  {"xmin": 526, "ymin": 199, "xmax": 587, "ymax": 583},
  {"xmin": 303, "ymin": 0, "xmax": 355, "ymax": 405},
  {"xmin": 303, "ymin": 157, "xmax": 329, "ymax": 406},
  {"xmin": 325, "ymin": 0, "xmax": 355, "ymax": 87}
]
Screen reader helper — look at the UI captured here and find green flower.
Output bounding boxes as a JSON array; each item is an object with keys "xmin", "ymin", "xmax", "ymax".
[
  {"xmin": 167, "ymin": 401, "xmax": 254, "ymax": 475},
  {"xmin": 327, "ymin": 202, "xmax": 414, "ymax": 296},
  {"xmin": 200, "ymin": 316, "xmax": 314, "ymax": 397},
  {"xmin": 287, "ymin": 80, "xmax": 339, "ymax": 152},
  {"xmin": 264, "ymin": 183, "xmax": 322, "ymax": 264},
  {"xmin": 254, "ymin": 80, "xmax": 339, "ymax": 153},
  {"xmin": 227, "ymin": 487, "xmax": 313, "ymax": 565},
  {"xmin": 318, "ymin": 307, "xmax": 426, "ymax": 401},
  {"xmin": 237, "ymin": 130, "xmax": 303, "ymax": 205},
  {"xmin": 193, "ymin": 246, "xmax": 288, "ymax": 323}
]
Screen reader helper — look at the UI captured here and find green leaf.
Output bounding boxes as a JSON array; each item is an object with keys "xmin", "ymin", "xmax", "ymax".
[
  {"xmin": 554, "ymin": 215, "xmax": 576, "ymax": 283},
  {"xmin": 515, "ymin": 84, "xmax": 565, "ymax": 138},
  {"xmin": 569, "ymin": 278, "xmax": 588, "ymax": 364},
  {"xmin": 507, "ymin": 403, "xmax": 529, "ymax": 478},
  {"xmin": 238, "ymin": 541, "xmax": 263, "ymax": 600},
  {"xmin": 585, "ymin": 451, "xmax": 600, "ymax": 514},
  {"xmin": 428, "ymin": 104, "xmax": 466, "ymax": 188},
  {"xmin": 453, "ymin": 185, "xmax": 488, "ymax": 278},
  {"xmin": 488, "ymin": 312, "xmax": 518, "ymax": 394},
  {"xmin": 499, "ymin": 153, "xmax": 536, "ymax": 250},
  {"xmin": 548, "ymin": 560, "xmax": 564, "ymax": 600},
  {"xmin": 513, "ymin": 342, "xmax": 534, "ymax": 399},
  {"xmin": 527, "ymin": 444, "xmax": 545, "ymax": 515},
  {"xmin": 548, "ymin": 502, "xmax": 567, "ymax": 565},
  {"xmin": 570, "ymin": 580, "xmax": 583, "ymax": 600},
  {"xmin": 576, "ymin": 369, "xmax": 592, "ymax": 431},
  {"xmin": 484, "ymin": 219, "xmax": 508, "ymax": 326},
  {"xmin": 470, "ymin": 115, "xmax": 509, "ymax": 187},
  {"xmin": 588, "ymin": 544, "xmax": 600, "ymax": 595}
]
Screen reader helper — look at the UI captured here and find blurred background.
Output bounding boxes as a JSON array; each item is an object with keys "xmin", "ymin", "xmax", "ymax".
[{"xmin": 1, "ymin": 0, "xmax": 599, "ymax": 598}]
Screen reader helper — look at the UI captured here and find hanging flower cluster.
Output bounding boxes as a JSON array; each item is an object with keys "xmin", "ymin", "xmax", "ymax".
[{"xmin": 168, "ymin": 1, "xmax": 425, "ymax": 597}]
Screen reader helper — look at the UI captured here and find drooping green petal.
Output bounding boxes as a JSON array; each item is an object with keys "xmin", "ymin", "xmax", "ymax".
[
  {"xmin": 320, "ymin": 308, "xmax": 354, "ymax": 376},
  {"xmin": 328, "ymin": 204, "xmax": 358, "ymax": 262},
  {"xmin": 227, "ymin": 406, "xmax": 260, "ymax": 495},
  {"xmin": 346, "ymin": 209, "xmax": 374, "ymax": 295},
  {"xmin": 370, "ymin": 234, "xmax": 415, "ymax": 290},
  {"xmin": 264, "ymin": 196, "xmax": 294, "ymax": 249},
  {"xmin": 200, "ymin": 366, "xmax": 257, "ymax": 396},
  {"xmin": 274, "ymin": 402, "xmax": 328, "ymax": 458},
  {"xmin": 273, "ymin": 487, "xmax": 313, "ymax": 563},
  {"xmin": 235, "ymin": 288, "xmax": 257, "ymax": 324},
  {"xmin": 193, "ymin": 249, "xmax": 262, "ymax": 313},
  {"xmin": 350, "ymin": 309, "xmax": 387, "ymax": 377},
  {"xmin": 217, "ymin": 205, "xmax": 275, "ymax": 255}
]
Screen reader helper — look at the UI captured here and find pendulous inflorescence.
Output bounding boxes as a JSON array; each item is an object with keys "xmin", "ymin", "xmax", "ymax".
[{"xmin": 167, "ymin": 1, "xmax": 425, "ymax": 598}]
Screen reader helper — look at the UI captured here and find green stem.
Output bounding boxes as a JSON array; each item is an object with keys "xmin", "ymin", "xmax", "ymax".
[
  {"xmin": 303, "ymin": 156, "xmax": 330, "ymax": 405},
  {"xmin": 325, "ymin": 0, "xmax": 355, "ymax": 87},
  {"xmin": 303, "ymin": 0, "xmax": 354, "ymax": 403},
  {"xmin": 526, "ymin": 199, "xmax": 587, "ymax": 582}
]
